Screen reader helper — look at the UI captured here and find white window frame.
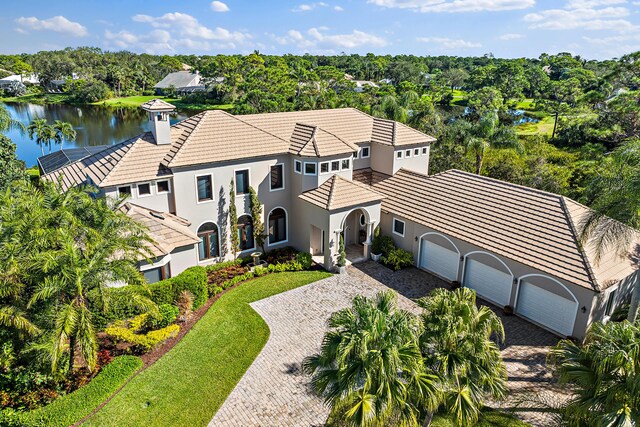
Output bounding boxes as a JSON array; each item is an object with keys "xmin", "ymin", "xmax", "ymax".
[
  {"xmin": 269, "ymin": 163, "xmax": 285, "ymax": 192},
  {"xmin": 195, "ymin": 173, "xmax": 214, "ymax": 204},
  {"xmin": 234, "ymin": 168, "xmax": 251, "ymax": 196},
  {"xmin": 604, "ymin": 289, "xmax": 617, "ymax": 319},
  {"xmin": 304, "ymin": 162, "xmax": 317, "ymax": 176},
  {"xmin": 117, "ymin": 185, "xmax": 132, "ymax": 198},
  {"xmin": 331, "ymin": 160, "xmax": 340, "ymax": 172},
  {"xmin": 341, "ymin": 158, "xmax": 350, "ymax": 170},
  {"xmin": 156, "ymin": 179, "xmax": 171, "ymax": 194},
  {"xmin": 136, "ymin": 182, "xmax": 152, "ymax": 198},
  {"xmin": 405, "ymin": 149, "xmax": 412, "ymax": 158},
  {"xmin": 414, "ymin": 148, "xmax": 420, "ymax": 156},
  {"xmin": 319, "ymin": 162, "xmax": 330, "ymax": 174},
  {"xmin": 196, "ymin": 221, "xmax": 221, "ymax": 264},
  {"xmin": 361, "ymin": 146, "xmax": 370, "ymax": 158},
  {"xmin": 396, "ymin": 151, "xmax": 403, "ymax": 159},
  {"xmin": 354, "ymin": 150, "xmax": 359, "ymax": 159},
  {"xmin": 422, "ymin": 147, "xmax": 428, "ymax": 155},
  {"xmin": 392, "ymin": 218, "xmax": 405, "ymax": 237},
  {"xmin": 294, "ymin": 159, "xmax": 302, "ymax": 174},
  {"xmin": 267, "ymin": 206, "xmax": 289, "ymax": 247}
]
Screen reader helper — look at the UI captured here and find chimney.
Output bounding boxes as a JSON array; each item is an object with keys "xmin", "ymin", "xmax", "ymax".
[{"xmin": 140, "ymin": 99, "xmax": 176, "ymax": 145}]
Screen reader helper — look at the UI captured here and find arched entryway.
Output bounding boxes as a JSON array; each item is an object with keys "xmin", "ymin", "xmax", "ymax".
[{"xmin": 341, "ymin": 208, "xmax": 370, "ymax": 263}]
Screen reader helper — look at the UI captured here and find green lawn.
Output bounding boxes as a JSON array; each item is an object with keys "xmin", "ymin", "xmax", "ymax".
[
  {"xmin": 517, "ymin": 115, "xmax": 555, "ymax": 136},
  {"xmin": 431, "ymin": 408, "xmax": 531, "ymax": 427},
  {"xmin": 0, "ymin": 92, "xmax": 73, "ymax": 104},
  {"xmin": 83, "ymin": 270, "xmax": 332, "ymax": 427},
  {"xmin": 92, "ymin": 95, "xmax": 180, "ymax": 108},
  {"xmin": 94, "ymin": 95, "xmax": 234, "ymax": 112}
]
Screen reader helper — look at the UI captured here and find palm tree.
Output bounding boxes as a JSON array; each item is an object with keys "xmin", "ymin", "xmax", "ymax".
[
  {"xmin": 418, "ymin": 288, "xmax": 507, "ymax": 426},
  {"xmin": 0, "ymin": 104, "xmax": 25, "ymax": 134},
  {"xmin": 303, "ymin": 291, "xmax": 440, "ymax": 427},
  {"xmin": 548, "ymin": 321, "xmax": 640, "ymax": 426},
  {"xmin": 579, "ymin": 139, "xmax": 640, "ymax": 321},
  {"xmin": 53, "ymin": 120, "xmax": 77, "ymax": 150},
  {"xmin": 27, "ymin": 118, "xmax": 56, "ymax": 155},
  {"xmin": 27, "ymin": 183, "xmax": 154, "ymax": 372},
  {"xmin": 466, "ymin": 112, "xmax": 523, "ymax": 174}
]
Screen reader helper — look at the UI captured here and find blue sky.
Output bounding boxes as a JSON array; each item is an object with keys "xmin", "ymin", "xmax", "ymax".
[{"xmin": 2, "ymin": 0, "xmax": 640, "ymax": 60}]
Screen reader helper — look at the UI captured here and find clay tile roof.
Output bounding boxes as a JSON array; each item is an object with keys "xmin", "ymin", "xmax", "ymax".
[
  {"xmin": 289, "ymin": 123, "xmax": 358, "ymax": 157},
  {"xmin": 371, "ymin": 169, "xmax": 639, "ymax": 291},
  {"xmin": 164, "ymin": 110, "xmax": 289, "ymax": 167},
  {"xmin": 299, "ymin": 175, "xmax": 385, "ymax": 211},
  {"xmin": 43, "ymin": 133, "xmax": 173, "ymax": 189},
  {"xmin": 140, "ymin": 98, "xmax": 176, "ymax": 112},
  {"xmin": 121, "ymin": 203, "xmax": 200, "ymax": 259}
]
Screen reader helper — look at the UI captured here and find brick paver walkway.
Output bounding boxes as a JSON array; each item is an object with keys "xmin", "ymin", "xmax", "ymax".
[{"xmin": 210, "ymin": 262, "xmax": 569, "ymax": 427}]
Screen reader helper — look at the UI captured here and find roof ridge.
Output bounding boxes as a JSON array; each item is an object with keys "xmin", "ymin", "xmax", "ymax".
[
  {"xmin": 559, "ymin": 197, "xmax": 600, "ymax": 291},
  {"xmin": 227, "ymin": 111, "xmax": 290, "ymax": 144},
  {"xmin": 315, "ymin": 125, "xmax": 359, "ymax": 152},
  {"xmin": 327, "ymin": 175, "xmax": 338, "ymax": 210},
  {"xmin": 444, "ymin": 169, "xmax": 563, "ymax": 200},
  {"xmin": 99, "ymin": 134, "xmax": 151, "ymax": 186},
  {"xmin": 166, "ymin": 112, "xmax": 210, "ymax": 167}
]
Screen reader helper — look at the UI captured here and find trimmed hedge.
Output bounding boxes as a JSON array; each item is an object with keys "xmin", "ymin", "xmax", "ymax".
[
  {"xmin": 0, "ymin": 356, "xmax": 142, "ymax": 427},
  {"xmin": 105, "ymin": 314, "xmax": 180, "ymax": 351},
  {"xmin": 146, "ymin": 266, "xmax": 208, "ymax": 309}
]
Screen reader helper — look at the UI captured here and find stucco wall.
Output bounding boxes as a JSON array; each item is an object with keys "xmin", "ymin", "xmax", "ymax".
[
  {"xmin": 378, "ymin": 211, "xmax": 599, "ymax": 338},
  {"xmin": 353, "ymin": 144, "xmax": 371, "ymax": 170},
  {"xmin": 105, "ymin": 178, "xmax": 175, "ymax": 213},
  {"xmin": 392, "ymin": 144, "xmax": 431, "ymax": 175}
]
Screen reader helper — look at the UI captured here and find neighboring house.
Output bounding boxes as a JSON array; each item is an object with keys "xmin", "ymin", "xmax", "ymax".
[
  {"xmin": 154, "ymin": 71, "xmax": 202, "ymax": 95},
  {"xmin": 41, "ymin": 99, "xmax": 639, "ymax": 339},
  {"xmin": 0, "ymin": 74, "xmax": 39, "ymax": 89}
]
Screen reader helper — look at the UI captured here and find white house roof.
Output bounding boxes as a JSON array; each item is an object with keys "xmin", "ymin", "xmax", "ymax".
[{"xmin": 154, "ymin": 71, "xmax": 201, "ymax": 89}]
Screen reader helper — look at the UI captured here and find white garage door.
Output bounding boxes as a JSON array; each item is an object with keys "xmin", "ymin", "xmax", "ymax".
[
  {"xmin": 419, "ymin": 240, "xmax": 459, "ymax": 281},
  {"xmin": 516, "ymin": 282, "xmax": 577, "ymax": 336},
  {"xmin": 463, "ymin": 259, "xmax": 512, "ymax": 306}
]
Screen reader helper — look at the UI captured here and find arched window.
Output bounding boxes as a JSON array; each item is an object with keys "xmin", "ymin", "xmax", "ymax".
[
  {"xmin": 197, "ymin": 222, "xmax": 219, "ymax": 260},
  {"xmin": 268, "ymin": 208, "xmax": 287, "ymax": 245},
  {"xmin": 237, "ymin": 215, "xmax": 254, "ymax": 251}
]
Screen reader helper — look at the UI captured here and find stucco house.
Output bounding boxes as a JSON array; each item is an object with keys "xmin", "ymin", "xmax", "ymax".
[
  {"xmin": 42, "ymin": 99, "xmax": 638, "ymax": 339},
  {"xmin": 154, "ymin": 71, "xmax": 202, "ymax": 95}
]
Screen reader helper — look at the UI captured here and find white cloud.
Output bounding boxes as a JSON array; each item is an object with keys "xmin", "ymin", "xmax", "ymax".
[
  {"xmin": 273, "ymin": 28, "xmax": 387, "ymax": 52},
  {"xmin": 210, "ymin": 1, "xmax": 230, "ymax": 12},
  {"xmin": 367, "ymin": 0, "xmax": 535, "ymax": 13},
  {"xmin": 416, "ymin": 36, "xmax": 481, "ymax": 48},
  {"xmin": 132, "ymin": 12, "xmax": 250, "ymax": 43},
  {"xmin": 499, "ymin": 33, "xmax": 524, "ymax": 40},
  {"xmin": 524, "ymin": 1, "xmax": 638, "ymax": 32},
  {"xmin": 15, "ymin": 15, "xmax": 88, "ymax": 37},
  {"xmin": 524, "ymin": 5, "xmax": 636, "ymax": 31},
  {"xmin": 583, "ymin": 33, "xmax": 640, "ymax": 56},
  {"xmin": 291, "ymin": 2, "xmax": 345, "ymax": 12},
  {"xmin": 104, "ymin": 29, "xmax": 172, "ymax": 53}
]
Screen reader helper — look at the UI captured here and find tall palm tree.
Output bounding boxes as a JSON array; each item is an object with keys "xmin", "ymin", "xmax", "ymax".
[
  {"xmin": 26, "ymin": 184, "xmax": 154, "ymax": 372},
  {"xmin": 466, "ymin": 112, "xmax": 523, "ymax": 174},
  {"xmin": 53, "ymin": 120, "xmax": 77, "ymax": 150},
  {"xmin": 418, "ymin": 288, "xmax": 507, "ymax": 426},
  {"xmin": 579, "ymin": 139, "xmax": 640, "ymax": 321},
  {"xmin": 548, "ymin": 321, "xmax": 640, "ymax": 426},
  {"xmin": 303, "ymin": 291, "xmax": 440, "ymax": 427},
  {"xmin": 27, "ymin": 118, "xmax": 56, "ymax": 155}
]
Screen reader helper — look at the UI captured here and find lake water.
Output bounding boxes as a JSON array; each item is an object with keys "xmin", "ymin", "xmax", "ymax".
[{"xmin": 2, "ymin": 102, "xmax": 189, "ymax": 167}]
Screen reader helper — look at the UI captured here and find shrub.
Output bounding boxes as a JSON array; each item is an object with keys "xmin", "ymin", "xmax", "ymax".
[
  {"xmin": 146, "ymin": 304, "xmax": 179, "ymax": 329},
  {"xmin": 373, "ymin": 235, "xmax": 395, "ymax": 257},
  {"xmin": 296, "ymin": 252, "xmax": 312, "ymax": 270},
  {"xmin": 265, "ymin": 246, "xmax": 298, "ymax": 264},
  {"xmin": 145, "ymin": 266, "xmax": 208, "ymax": 309},
  {"xmin": 381, "ymin": 247, "xmax": 414, "ymax": 271},
  {"xmin": 0, "ymin": 356, "xmax": 142, "ymax": 427},
  {"xmin": 105, "ymin": 315, "xmax": 180, "ymax": 352},
  {"xmin": 337, "ymin": 235, "xmax": 346, "ymax": 267}
]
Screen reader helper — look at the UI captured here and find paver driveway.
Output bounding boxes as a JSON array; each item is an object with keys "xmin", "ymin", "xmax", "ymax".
[{"xmin": 210, "ymin": 262, "xmax": 569, "ymax": 427}]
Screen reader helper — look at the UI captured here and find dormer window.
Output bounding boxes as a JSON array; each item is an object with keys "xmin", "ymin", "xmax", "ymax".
[
  {"xmin": 137, "ymin": 183, "xmax": 151, "ymax": 197},
  {"xmin": 304, "ymin": 162, "xmax": 317, "ymax": 176},
  {"xmin": 422, "ymin": 147, "xmax": 428, "ymax": 155},
  {"xmin": 320, "ymin": 162, "xmax": 329, "ymax": 174},
  {"xmin": 118, "ymin": 185, "xmax": 132, "ymax": 197},
  {"xmin": 396, "ymin": 151, "xmax": 403, "ymax": 159},
  {"xmin": 331, "ymin": 161, "xmax": 340, "ymax": 172},
  {"xmin": 341, "ymin": 159, "xmax": 350, "ymax": 170},
  {"xmin": 405, "ymin": 149, "xmax": 412, "ymax": 158},
  {"xmin": 361, "ymin": 147, "xmax": 370, "ymax": 158}
]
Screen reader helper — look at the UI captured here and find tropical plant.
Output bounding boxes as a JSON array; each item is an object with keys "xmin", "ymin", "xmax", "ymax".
[
  {"xmin": 0, "ymin": 181, "xmax": 154, "ymax": 373},
  {"xmin": 548, "ymin": 320, "xmax": 640, "ymax": 426},
  {"xmin": 53, "ymin": 120, "xmax": 76, "ymax": 150},
  {"xmin": 303, "ymin": 291, "xmax": 440, "ymax": 427},
  {"xmin": 27, "ymin": 118, "xmax": 56, "ymax": 155},
  {"xmin": 0, "ymin": 135, "xmax": 27, "ymax": 192},
  {"xmin": 0, "ymin": 104, "xmax": 25, "ymax": 134},
  {"xmin": 579, "ymin": 139, "xmax": 640, "ymax": 321},
  {"xmin": 418, "ymin": 288, "xmax": 507, "ymax": 426}
]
